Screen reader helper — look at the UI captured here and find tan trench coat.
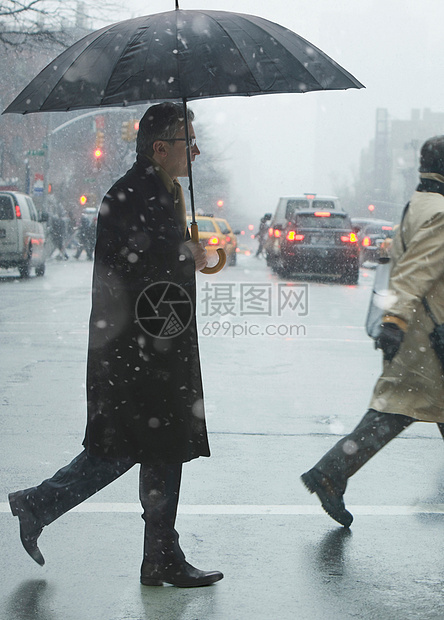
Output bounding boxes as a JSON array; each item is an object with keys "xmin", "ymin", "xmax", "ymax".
[{"xmin": 369, "ymin": 177, "xmax": 444, "ymax": 423}]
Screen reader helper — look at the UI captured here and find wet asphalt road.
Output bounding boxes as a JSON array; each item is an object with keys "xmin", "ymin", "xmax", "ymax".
[{"xmin": 1, "ymin": 253, "xmax": 443, "ymax": 620}]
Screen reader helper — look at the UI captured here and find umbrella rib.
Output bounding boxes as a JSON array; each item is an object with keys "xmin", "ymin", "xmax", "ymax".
[
  {"xmin": 32, "ymin": 30, "xmax": 114, "ymax": 111},
  {"xmin": 258, "ymin": 19, "xmax": 331, "ymax": 90},
  {"xmin": 101, "ymin": 27, "xmax": 153, "ymax": 106},
  {"xmin": 174, "ymin": 12, "xmax": 183, "ymax": 99},
  {"xmin": 41, "ymin": 23, "xmax": 148, "ymax": 110},
  {"xmin": 201, "ymin": 12, "xmax": 311, "ymax": 95},
  {"xmin": 227, "ymin": 15, "xmax": 314, "ymax": 92},
  {"xmin": 202, "ymin": 12, "xmax": 264, "ymax": 94},
  {"xmin": 35, "ymin": 35, "xmax": 101, "ymax": 111},
  {"xmin": 262, "ymin": 17, "xmax": 363, "ymax": 89},
  {"xmin": 44, "ymin": 25, "xmax": 117, "ymax": 111}
]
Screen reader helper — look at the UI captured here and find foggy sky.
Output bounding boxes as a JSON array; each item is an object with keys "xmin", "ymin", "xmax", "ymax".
[{"xmin": 93, "ymin": 0, "xmax": 443, "ymax": 223}]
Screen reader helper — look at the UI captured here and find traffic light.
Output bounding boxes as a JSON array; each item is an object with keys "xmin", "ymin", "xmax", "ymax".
[
  {"xmin": 95, "ymin": 130, "xmax": 104, "ymax": 149},
  {"xmin": 94, "ymin": 146, "xmax": 103, "ymax": 170},
  {"xmin": 121, "ymin": 120, "xmax": 139, "ymax": 142},
  {"xmin": 368, "ymin": 204, "xmax": 375, "ymax": 212},
  {"xmin": 217, "ymin": 200, "xmax": 224, "ymax": 208},
  {"xmin": 80, "ymin": 195, "xmax": 88, "ymax": 206},
  {"xmin": 121, "ymin": 121, "xmax": 130, "ymax": 142}
]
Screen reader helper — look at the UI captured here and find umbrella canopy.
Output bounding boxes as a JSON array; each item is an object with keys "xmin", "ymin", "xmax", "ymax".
[
  {"xmin": 3, "ymin": 9, "xmax": 363, "ymax": 114},
  {"xmin": 3, "ymin": 8, "xmax": 363, "ymax": 274}
]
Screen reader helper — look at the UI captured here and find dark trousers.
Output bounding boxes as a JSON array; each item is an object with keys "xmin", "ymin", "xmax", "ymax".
[
  {"xmin": 314, "ymin": 409, "xmax": 444, "ymax": 492},
  {"xmin": 19, "ymin": 450, "xmax": 183, "ymax": 563}
]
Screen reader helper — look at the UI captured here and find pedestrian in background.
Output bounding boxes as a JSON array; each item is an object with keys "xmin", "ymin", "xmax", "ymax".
[
  {"xmin": 9, "ymin": 102, "xmax": 223, "ymax": 588},
  {"xmin": 74, "ymin": 211, "xmax": 96, "ymax": 260},
  {"xmin": 255, "ymin": 213, "xmax": 271, "ymax": 257},
  {"xmin": 49, "ymin": 207, "xmax": 69, "ymax": 260},
  {"xmin": 301, "ymin": 135, "xmax": 444, "ymax": 527}
]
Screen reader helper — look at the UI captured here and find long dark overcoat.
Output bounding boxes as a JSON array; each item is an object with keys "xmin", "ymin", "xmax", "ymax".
[{"xmin": 82, "ymin": 156, "xmax": 210, "ymax": 463}]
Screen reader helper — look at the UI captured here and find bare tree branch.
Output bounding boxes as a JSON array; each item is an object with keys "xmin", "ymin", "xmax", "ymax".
[
  {"xmin": 0, "ymin": 1, "xmax": 121, "ymax": 50},
  {"xmin": 0, "ymin": 1, "xmax": 49, "ymax": 18}
]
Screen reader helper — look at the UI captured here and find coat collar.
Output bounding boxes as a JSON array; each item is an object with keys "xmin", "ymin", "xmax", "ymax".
[
  {"xmin": 419, "ymin": 172, "xmax": 444, "ymax": 185},
  {"xmin": 136, "ymin": 154, "xmax": 176, "ymax": 195},
  {"xmin": 417, "ymin": 172, "xmax": 444, "ymax": 197}
]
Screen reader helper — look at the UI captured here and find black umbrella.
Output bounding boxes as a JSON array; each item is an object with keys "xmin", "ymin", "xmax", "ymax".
[{"xmin": 3, "ymin": 5, "xmax": 364, "ymax": 272}]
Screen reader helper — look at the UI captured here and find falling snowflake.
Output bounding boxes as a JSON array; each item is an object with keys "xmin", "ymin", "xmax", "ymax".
[{"xmin": 192, "ymin": 399, "xmax": 205, "ymax": 419}]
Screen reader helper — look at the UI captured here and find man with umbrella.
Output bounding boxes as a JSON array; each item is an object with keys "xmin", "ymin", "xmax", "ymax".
[
  {"xmin": 8, "ymin": 102, "xmax": 224, "ymax": 588},
  {"xmin": 4, "ymin": 3, "xmax": 364, "ymax": 588}
]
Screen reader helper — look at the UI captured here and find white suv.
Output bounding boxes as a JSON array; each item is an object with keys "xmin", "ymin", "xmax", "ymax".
[{"xmin": 0, "ymin": 191, "xmax": 46, "ymax": 277}]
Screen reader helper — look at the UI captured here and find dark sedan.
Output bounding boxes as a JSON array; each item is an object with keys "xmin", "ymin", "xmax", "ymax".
[
  {"xmin": 353, "ymin": 219, "xmax": 393, "ymax": 265},
  {"xmin": 276, "ymin": 210, "xmax": 359, "ymax": 283}
]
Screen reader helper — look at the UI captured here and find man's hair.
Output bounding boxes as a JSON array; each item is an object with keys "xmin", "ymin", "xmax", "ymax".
[
  {"xmin": 136, "ymin": 102, "xmax": 195, "ymax": 157},
  {"xmin": 419, "ymin": 135, "xmax": 444, "ymax": 175}
]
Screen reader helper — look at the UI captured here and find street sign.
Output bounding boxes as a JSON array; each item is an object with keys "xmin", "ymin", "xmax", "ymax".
[
  {"xmin": 27, "ymin": 149, "xmax": 45, "ymax": 156},
  {"xmin": 33, "ymin": 173, "xmax": 44, "ymax": 194}
]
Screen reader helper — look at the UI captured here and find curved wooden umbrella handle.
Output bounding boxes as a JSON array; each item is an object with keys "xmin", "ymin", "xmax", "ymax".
[{"xmin": 190, "ymin": 223, "xmax": 226, "ymax": 274}]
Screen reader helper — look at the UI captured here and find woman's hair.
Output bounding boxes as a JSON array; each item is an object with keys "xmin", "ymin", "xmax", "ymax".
[{"xmin": 419, "ymin": 135, "xmax": 444, "ymax": 174}]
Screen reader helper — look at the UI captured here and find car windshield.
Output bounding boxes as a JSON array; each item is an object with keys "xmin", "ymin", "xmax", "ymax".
[
  {"xmin": 312, "ymin": 200, "xmax": 336, "ymax": 210},
  {"xmin": 364, "ymin": 224, "xmax": 393, "ymax": 235},
  {"xmin": 292, "ymin": 214, "xmax": 351, "ymax": 229},
  {"xmin": 0, "ymin": 195, "xmax": 14, "ymax": 220},
  {"xmin": 216, "ymin": 220, "xmax": 231, "ymax": 234},
  {"xmin": 285, "ymin": 199, "xmax": 309, "ymax": 219},
  {"xmin": 188, "ymin": 219, "xmax": 216, "ymax": 232}
]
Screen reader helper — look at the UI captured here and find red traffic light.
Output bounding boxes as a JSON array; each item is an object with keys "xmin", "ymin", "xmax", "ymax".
[
  {"xmin": 94, "ymin": 148, "xmax": 103, "ymax": 159},
  {"xmin": 368, "ymin": 204, "xmax": 375, "ymax": 212},
  {"xmin": 80, "ymin": 195, "xmax": 87, "ymax": 205},
  {"xmin": 217, "ymin": 200, "xmax": 224, "ymax": 208}
]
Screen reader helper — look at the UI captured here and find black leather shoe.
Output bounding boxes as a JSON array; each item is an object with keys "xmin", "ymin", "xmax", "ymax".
[
  {"xmin": 301, "ymin": 468, "xmax": 353, "ymax": 528},
  {"xmin": 9, "ymin": 490, "xmax": 45, "ymax": 566},
  {"xmin": 141, "ymin": 560, "xmax": 223, "ymax": 588}
]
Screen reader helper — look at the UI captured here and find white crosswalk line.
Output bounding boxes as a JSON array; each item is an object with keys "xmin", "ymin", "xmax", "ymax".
[{"xmin": 1, "ymin": 503, "xmax": 443, "ymax": 515}]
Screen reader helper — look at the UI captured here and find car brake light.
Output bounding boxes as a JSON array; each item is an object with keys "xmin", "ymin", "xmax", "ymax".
[
  {"xmin": 268, "ymin": 228, "xmax": 273, "ymax": 237},
  {"xmin": 341, "ymin": 233, "xmax": 358, "ymax": 243},
  {"xmin": 274, "ymin": 229, "xmax": 281, "ymax": 238},
  {"xmin": 286, "ymin": 231, "xmax": 304, "ymax": 241},
  {"xmin": 314, "ymin": 211, "xmax": 331, "ymax": 217},
  {"xmin": 15, "ymin": 205, "xmax": 21, "ymax": 219},
  {"xmin": 225, "ymin": 235, "xmax": 231, "ymax": 243},
  {"xmin": 382, "ymin": 226, "xmax": 392, "ymax": 231},
  {"xmin": 362, "ymin": 236, "xmax": 371, "ymax": 247},
  {"xmin": 208, "ymin": 236, "xmax": 219, "ymax": 245}
]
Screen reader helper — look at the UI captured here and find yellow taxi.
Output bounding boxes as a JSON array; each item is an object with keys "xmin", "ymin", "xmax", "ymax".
[{"xmin": 186, "ymin": 214, "xmax": 239, "ymax": 266}]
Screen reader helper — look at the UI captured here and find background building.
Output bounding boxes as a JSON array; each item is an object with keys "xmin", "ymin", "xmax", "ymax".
[{"xmin": 349, "ymin": 108, "xmax": 444, "ymax": 222}]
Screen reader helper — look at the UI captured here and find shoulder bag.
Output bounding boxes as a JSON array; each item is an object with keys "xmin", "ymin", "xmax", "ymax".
[{"xmin": 365, "ymin": 256, "xmax": 392, "ymax": 339}]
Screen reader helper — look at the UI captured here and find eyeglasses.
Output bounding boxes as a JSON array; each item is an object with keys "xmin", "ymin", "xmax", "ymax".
[{"xmin": 162, "ymin": 137, "xmax": 197, "ymax": 148}]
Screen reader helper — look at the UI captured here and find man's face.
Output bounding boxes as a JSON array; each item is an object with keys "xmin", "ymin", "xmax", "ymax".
[{"xmin": 160, "ymin": 122, "xmax": 200, "ymax": 179}]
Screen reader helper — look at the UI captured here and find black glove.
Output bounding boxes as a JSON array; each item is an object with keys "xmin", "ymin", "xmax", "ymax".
[{"xmin": 375, "ymin": 322, "xmax": 405, "ymax": 362}]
